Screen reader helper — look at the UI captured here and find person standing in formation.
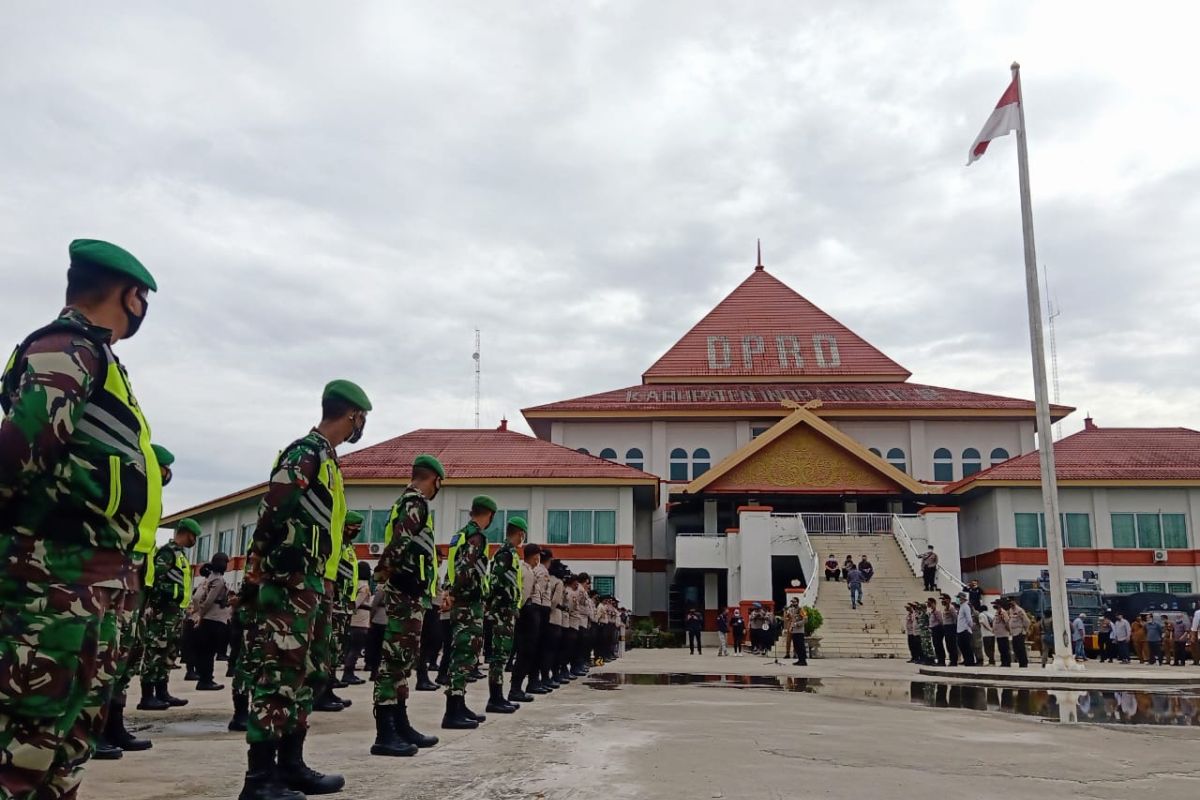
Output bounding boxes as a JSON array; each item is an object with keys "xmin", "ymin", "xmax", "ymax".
[
  {"xmin": 992, "ymin": 600, "xmax": 1012, "ymax": 667},
  {"xmin": 139, "ymin": 519, "xmax": 198, "ymax": 710},
  {"xmin": 340, "ymin": 562, "xmax": 373, "ymax": 686},
  {"xmin": 730, "ymin": 608, "xmax": 746, "ymax": 654},
  {"xmin": 191, "ymin": 552, "xmax": 232, "ymax": 692},
  {"xmin": 510, "ymin": 543, "xmax": 543, "ymax": 699},
  {"xmin": 904, "ymin": 603, "xmax": 920, "ymax": 663},
  {"xmin": 370, "ymin": 454, "xmax": 445, "ymax": 757},
  {"xmin": 955, "ymin": 592, "xmax": 976, "ymax": 667},
  {"xmin": 540, "ymin": 553, "xmax": 567, "ymax": 689},
  {"xmin": 240, "ymin": 379, "xmax": 371, "ymax": 800},
  {"xmin": 916, "ymin": 601, "xmax": 935, "ymax": 665},
  {"xmin": 485, "ymin": 516, "xmax": 526, "ymax": 714},
  {"xmin": 927, "ymin": 598, "xmax": 945, "ymax": 666},
  {"xmin": 979, "ymin": 603, "xmax": 996, "ymax": 666},
  {"xmin": 1008, "ymin": 600, "xmax": 1030, "ymax": 668},
  {"xmin": 442, "ymin": 496, "xmax": 495, "ymax": 729},
  {"xmin": 0, "ymin": 239, "xmax": 159, "ymax": 798},
  {"xmin": 789, "ymin": 604, "xmax": 809, "ymax": 667},
  {"xmin": 329, "ymin": 512, "xmax": 363, "ymax": 690}
]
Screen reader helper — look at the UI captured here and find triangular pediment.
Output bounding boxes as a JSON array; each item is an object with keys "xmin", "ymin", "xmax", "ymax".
[
  {"xmin": 643, "ymin": 267, "xmax": 910, "ymax": 384},
  {"xmin": 682, "ymin": 403, "xmax": 930, "ymax": 495}
]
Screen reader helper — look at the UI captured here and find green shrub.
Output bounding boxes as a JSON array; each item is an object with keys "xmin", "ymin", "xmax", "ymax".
[{"xmin": 804, "ymin": 607, "xmax": 824, "ymax": 636}]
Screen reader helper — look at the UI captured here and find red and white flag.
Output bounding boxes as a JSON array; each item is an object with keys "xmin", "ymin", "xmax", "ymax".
[{"xmin": 967, "ymin": 78, "xmax": 1020, "ymax": 165}]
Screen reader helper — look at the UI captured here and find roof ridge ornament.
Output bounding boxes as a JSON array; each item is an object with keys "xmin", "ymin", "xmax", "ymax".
[{"xmin": 781, "ymin": 399, "xmax": 823, "ymax": 410}]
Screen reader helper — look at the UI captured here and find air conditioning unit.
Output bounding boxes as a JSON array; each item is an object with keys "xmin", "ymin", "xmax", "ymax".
[
  {"xmin": 1153, "ymin": 549, "xmax": 1168, "ymax": 563},
  {"xmin": 368, "ymin": 543, "xmax": 384, "ymax": 556}
]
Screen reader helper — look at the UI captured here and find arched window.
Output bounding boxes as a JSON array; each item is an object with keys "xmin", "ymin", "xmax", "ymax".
[
  {"xmin": 625, "ymin": 448, "xmax": 644, "ymax": 471},
  {"xmin": 989, "ymin": 447, "xmax": 1010, "ymax": 466},
  {"xmin": 962, "ymin": 448, "xmax": 982, "ymax": 477},
  {"xmin": 692, "ymin": 448, "xmax": 711, "ymax": 478},
  {"xmin": 599, "ymin": 448, "xmax": 617, "ymax": 460},
  {"xmin": 887, "ymin": 447, "xmax": 907, "ymax": 474},
  {"xmin": 868, "ymin": 447, "xmax": 882, "ymax": 457},
  {"xmin": 576, "ymin": 448, "xmax": 590, "ymax": 456},
  {"xmin": 669, "ymin": 448, "xmax": 689, "ymax": 481},
  {"xmin": 933, "ymin": 448, "xmax": 954, "ymax": 481}
]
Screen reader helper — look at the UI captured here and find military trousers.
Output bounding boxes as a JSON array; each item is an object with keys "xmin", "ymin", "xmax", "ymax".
[
  {"xmin": 305, "ymin": 580, "xmax": 336, "ymax": 696},
  {"xmin": 141, "ymin": 603, "xmax": 185, "ymax": 683},
  {"xmin": 0, "ymin": 581, "xmax": 124, "ymax": 800},
  {"xmin": 110, "ymin": 582, "xmax": 147, "ymax": 705},
  {"xmin": 445, "ymin": 602, "xmax": 483, "ymax": 697},
  {"xmin": 485, "ymin": 602, "xmax": 517, "ymax": 686},
  {"xmin": 512, "ymin": 603, "xmax": 542, "ymax": 686},
  {"xmin": 373, "ymin": 586, "xmax": 425, "ymax": 704},
  {"xmin": 331, "ymin": 606, "xmax": 352, "ymax": 678},
  {"xmin": 232, "ymin": 601, "xmax": 260, "ymax": 697},
  {"xmin": 247, "ymin": 582, "xmax": 320, "ymax": 743}
]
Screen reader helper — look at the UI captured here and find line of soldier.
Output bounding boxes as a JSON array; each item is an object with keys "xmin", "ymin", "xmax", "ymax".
[{"xmin": 0, "ymin": 239, "xmax": 633, "ymax": 800}]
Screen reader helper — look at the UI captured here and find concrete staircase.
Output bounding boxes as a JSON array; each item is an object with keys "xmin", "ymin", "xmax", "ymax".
[{"xmin": 808, "ymin": 534, "xmax": 928, "ymax": 659}]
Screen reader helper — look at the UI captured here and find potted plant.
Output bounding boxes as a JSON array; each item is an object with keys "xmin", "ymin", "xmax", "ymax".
[{"xmin": 804, "ymin": 607, "xmax": 824, "ymax": 658}]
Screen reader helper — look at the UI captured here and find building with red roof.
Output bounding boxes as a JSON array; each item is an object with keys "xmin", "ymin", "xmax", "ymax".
[
  {"xmin": 164, "ymin": 423, "xmax": 658, "ymax": 601},
  {"xmin": 951, "ymin": 420, "xmax": 1200, "ymax": 596}
]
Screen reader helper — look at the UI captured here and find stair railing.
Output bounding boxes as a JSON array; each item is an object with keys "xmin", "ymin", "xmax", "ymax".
[{"xmin": 771, "ymin": 513, "xmax": 820, "ymax": 608}]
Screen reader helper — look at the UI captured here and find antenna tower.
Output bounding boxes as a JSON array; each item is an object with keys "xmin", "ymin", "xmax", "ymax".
[
  {"xmin": 473, "ymin": 328, "xmax": 481, "ymax": 429},
  {"xmin": 1044, "ymin": 268, "xmax": 1062, "ymax": 440}
]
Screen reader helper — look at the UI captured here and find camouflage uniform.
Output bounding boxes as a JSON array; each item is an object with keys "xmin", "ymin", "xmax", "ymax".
[
  {"xmin": 917, "ymin": 607, "xmax": 935, "ymax": 663},
  {"xmin": 141, "ymin": 541, "xmax": 191, "ymax": 683},
  {"xmin": 373, "ymin": 487, "xmax": 435, "ymax": 705},
  {"xmin": 485, "ymin": 541, "xmax": 520, "ymax": 687},
  {"xmin": 446, "ymin": 523, "xmax": 486, "ymax": 698},
  {"xmin": 245, "ymin": 429, "xmax": 343, "ymax": 745},
  {"xmin": 0, "ymin": 308, "xmax": 160, "ymax": 799},
  {"xmin": 110, "ymin": 555, "xmax": 149, "ymax": 703},
  {"xmin": 331, "ymin": 542, "xmax": 357, "ymax": 676}
]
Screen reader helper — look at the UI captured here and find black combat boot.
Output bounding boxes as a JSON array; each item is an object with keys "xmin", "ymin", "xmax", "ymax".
[
  {"xmin": 487, "ymin": 682, "xmax": 519, "ymax": 714},
  {"xmin": 394, "ymin": 700, "xmax": 438, "ymax": 748},
  {"xmin": 370, "ymin": 705, "xmax": 418, "ymax": 757},
  {"xmin": 340, "ymin": 669, "xmax": 365, "ymax": 686},
  {"xmin": 136, "ymin": 681, "xmax": 169, "ymax": 711},
  {"xmin": 107, "ymin": 702, "xmax": 152, "ymax": 751},
  {"xmin": 238, "ymin": 741, "xmax": 304, "ymax": 800},
  {"xmin": 229, "ymin": 691, "xmax": 250, "ymax": 732},
  {"xmin": 440, "ymin": 695, "xmax": 478, "ymax": 730},
  {"xmin": 507, "ymin": 676, "xmax": 534, "ymax": 704},
  {"xmin": 468, "ymin": 666, "xmax": 485, "ymax": 682},
  {"xmin": 156, "ymin": 680, "xmax": 188, "ymax": 707},
  {"xmin": 312, "ymin": 685, "xmax": 344, "ymax": 713},
  {"xmin": 92, "ymin": 734, "xmax": 123, "ymax": 760},
  {"xmin": 414, "ymin": 667, "xmax": 438, "ymax": 692},
  {"xmin": 327, "ymin": 688, "xmax": 351, "ymax": 708},
  {"xmin": 278, "ymin": 729, "xmax": 345, "ymax": 795},
  {"xmin": 461, "ymin": 696, "xmax": 487, "ymax": 723},
  {"xmin": 196, "ymin": 678, "xmax": 225, "ymax": 691}
]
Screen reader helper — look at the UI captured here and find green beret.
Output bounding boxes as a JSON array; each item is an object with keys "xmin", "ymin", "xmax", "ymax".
[
  {"xmin": 177, "ymin": 518, "xmax": 202, "ymax": 537},
  {"xmin": 151, "ymin": 444, "xmax": 175, "ymax": 467},
  {"xmin": 69, "ymin": 239, "xmax": 157, "ymax": 292},
  {"xmin": 471, "ymin": 495, "xmax": 498, "ymax": 513},
  {"xmin": 507, "ymin": 516, "xmax": 528, "ymax": 533},
  {"xmin": 413, "ymin": 454, "xmax": 446, "ymax": 478},
  {"xmin": 322, "ymin": 379, "xmax": 372, "ymax": 411},
  {"xmin": 345, "ymin": 510, "xmax": 365, "ymax": 526}
]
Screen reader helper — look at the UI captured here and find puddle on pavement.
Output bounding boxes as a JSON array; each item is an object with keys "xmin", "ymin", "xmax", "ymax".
[
  {"xmin": 585, "ymin": 673, "xmax": 1200, "ymax": 726},
  {"xmin": 142, "ymin": 718, "xmax": 232, "ymax": 736}
]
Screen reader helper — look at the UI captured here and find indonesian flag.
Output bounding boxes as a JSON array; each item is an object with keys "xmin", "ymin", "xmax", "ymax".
[{"xmin": 967, "ymin": 78, "xmax": 1020, "ymax": 165}]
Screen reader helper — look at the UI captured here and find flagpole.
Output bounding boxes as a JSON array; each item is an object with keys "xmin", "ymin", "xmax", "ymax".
[{"xmin": 1011, "ymin": 61, "xmax": 1078, "ymax": 671}]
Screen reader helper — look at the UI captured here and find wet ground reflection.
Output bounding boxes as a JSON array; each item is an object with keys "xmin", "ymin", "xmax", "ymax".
[{"xmin": 585, "ymin": 673, "xmax": 1200, "ymax": 726}]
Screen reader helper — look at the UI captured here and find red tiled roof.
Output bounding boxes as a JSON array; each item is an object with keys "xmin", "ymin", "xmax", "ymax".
[
  {"xmin": 642, "ymin": 267, "xmax": 910, "ymax": 382},
  {"xmin": 340, "ymin": 428, "xmax": 657, "ymax": 482},
  {"xmin": 524, "ymin": 381, "xmax": 1073, "ymax": 417},
  {"xmin": 949, "ymin": 426, "xmax": 1200, "ymax": 490}
]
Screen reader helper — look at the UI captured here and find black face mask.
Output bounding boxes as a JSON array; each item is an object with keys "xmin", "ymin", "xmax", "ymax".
[
  {"xmin": 161, "ymin": 468, "xmax": 173, "ymax": 487},
  {"xmin": 123, "ymin": 289, "xmax": 148, "ymax": 339},
  {"xmin": 347, "ymin": 414, "xmax": 366, "ymax": 444}
]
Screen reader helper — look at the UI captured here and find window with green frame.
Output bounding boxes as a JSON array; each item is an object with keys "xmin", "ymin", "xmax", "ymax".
[
  {"xmin": 1115, "ymin": 581, "xmax": 1140, "ymax": 594},
  {"xmin": 1111, "ymin": 512, "xmax": 1188, "ymax": 549},
  {"xmin": 1169, "ymin": 582, "xmax": 1194, "ymax": 594},
  {"xmin": 1013, "ymin": 512, "xmax": 1092, "ymax": 548},
  {"xmin": 546, "ymin": 509, "xmax": 616, "ymax": 544},
  {"xmin": 592, "ymin": 575, "xmax": 615, "ymax": 596},
  {"xmin": 457, "ymin": 509, "xmax": 529, "ymax": 544},
  {"xmin": 1115, "ymin": 580, "xmax": 1194, "ymax": 594},
  {"xmin": 1142, "ymin": 581, "xmax": 1167, "ymax": 593}
]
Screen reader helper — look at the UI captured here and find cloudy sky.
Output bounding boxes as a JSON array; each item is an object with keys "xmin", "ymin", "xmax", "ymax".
[{"xmin": 3, "ymin": 2, "xmax": 1197, "ymax": 512}]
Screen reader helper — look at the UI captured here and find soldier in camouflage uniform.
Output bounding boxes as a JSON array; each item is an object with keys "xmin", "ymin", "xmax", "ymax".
[
  {"xmin": 239, "ymin": 380, "xmax": 371, "ymax": 800},
  {"xmin": 485, "ymin": 517, "xmax": 526, "ymax": 714},
  {"xmin": 369, "ymin": 454, "xmax": 445, "ymax": 757},
  {"xmin": 137, "ymin": 519, "xmax": 199, "ymax": 710},
  {"xmin": 310, "ymin": 511, "xmax": 363, "ymax": 714},
  {"xmin": 441, "ymin": 496, "xmax": 495, "ymax": 730},
  {"xmin": 0, "ymin": 239, "xmax": 159, "ymax": 799},
  {"xmin": 95, "ymin": 443, "xmax": 174, "ymax": 758},
  {"xmin": 917, "ymin": 601, "xmax": 935, "ymax": 664},
  {"xmin": 227, "ymin": 533, "xmax": 260, "ymax": 734},
  {"xmin": 329, "ymin": 511, "xmax": 361, "ymax": 689}
]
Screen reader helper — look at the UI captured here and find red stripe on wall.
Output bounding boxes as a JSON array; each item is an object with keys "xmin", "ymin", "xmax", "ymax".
[{"xmin": 963, "ymin": 548, "xmax": 1200, "ymax": 571}]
